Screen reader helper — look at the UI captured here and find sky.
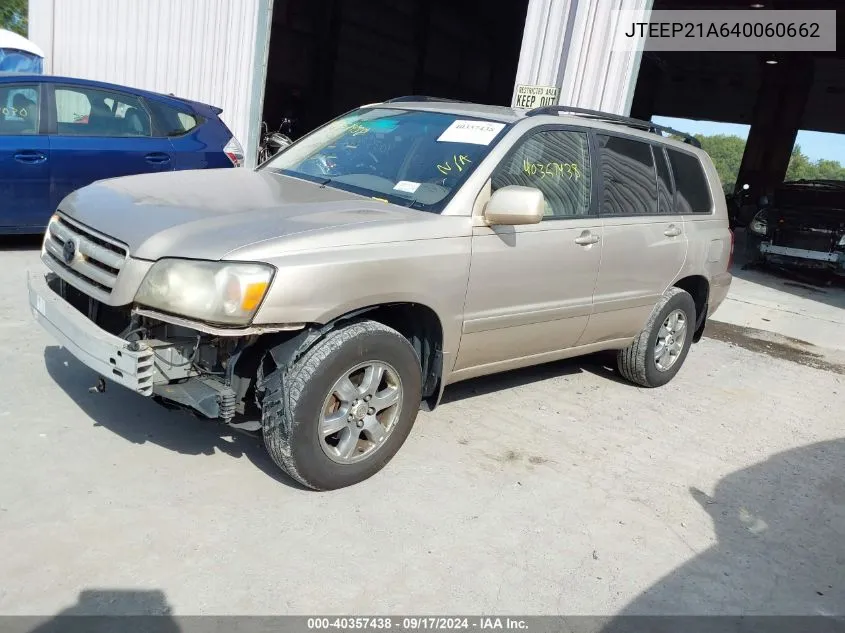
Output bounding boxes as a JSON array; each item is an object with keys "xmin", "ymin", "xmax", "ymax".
[{"xmin": 652, "ymin": 116, "xmax": 845, "ymax": 165}]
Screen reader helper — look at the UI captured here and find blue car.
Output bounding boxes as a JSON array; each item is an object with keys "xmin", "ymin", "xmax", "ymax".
[{"xmin": 0, "ymin": 74, "xmax": 244, "ymax": 234}]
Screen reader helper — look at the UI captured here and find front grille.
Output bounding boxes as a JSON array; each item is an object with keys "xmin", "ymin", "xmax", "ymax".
[
  {"xmin": 43, "ymin": 215, "xmax": 128, "ymax": 296},
  {"xmin": 772, "ymin": 228, "xmax": 834, "ymax": 253},
  {"xmin": 46, "ymin": 273, "xmax": 133, "ymax": 336}
]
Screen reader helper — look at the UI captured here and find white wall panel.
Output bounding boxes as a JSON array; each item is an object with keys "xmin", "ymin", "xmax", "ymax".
[
  {"xmin": 514, "ymin": 0, "xmax": 653, "ymax": 115},
  {"xmin": 28, "ymin": 0, "xmax": 269, "ymax": 160}
]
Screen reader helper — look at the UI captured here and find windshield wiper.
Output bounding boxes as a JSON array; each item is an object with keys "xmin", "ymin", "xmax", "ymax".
[
  {"xmin": 399, "ymin": 192, "xmax": 424, "ymax": 210},
  {"xmin": 275, "ymin": 168, "xmax": 331, "ymax": 186}
]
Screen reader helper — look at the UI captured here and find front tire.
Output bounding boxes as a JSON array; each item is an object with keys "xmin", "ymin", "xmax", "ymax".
[
  {"xmin": 260, "ymin": 320, "xmax": 422, "ymax": 490},
  {"xmin": 617, "ymin": 287, "xmax": 696, "ymax": 388}
]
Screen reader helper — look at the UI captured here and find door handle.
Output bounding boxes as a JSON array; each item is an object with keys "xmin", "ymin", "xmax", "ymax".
[
  {"xmin": 664, "ymin": 225, "xmax": 682, "ymax": 237},
  {"xmin": 574, "ymin": 231, "xmax": 600, "ymax": 246},
  {"xmin": 14, "ymin": 151, "xmax": 47, "ymax": 164},
  {"xmin": 145, "ymin": 152, "xmax": 172, "ymax": 164}
]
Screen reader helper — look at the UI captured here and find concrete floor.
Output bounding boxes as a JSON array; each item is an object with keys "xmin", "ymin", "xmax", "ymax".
[
  {"xmin": 712, "ymin": 229, "xmax": 845, "ymax": 352},
  {"xmin": 1, "ymin": 240, "xmax": 843, "ymax": 618}
]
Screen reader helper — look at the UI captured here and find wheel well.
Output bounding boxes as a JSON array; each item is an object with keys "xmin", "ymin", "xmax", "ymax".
[
  {"xmin": 235, "ymin": 303, "xmax": 445, "ymax": 413},
  {"xmin": 353, "ymin": 303, "xmax": 444, "ymax": 406},
  {"xmin": 674, "ymin": 275, "xmax": 709, "ymax": 342}
]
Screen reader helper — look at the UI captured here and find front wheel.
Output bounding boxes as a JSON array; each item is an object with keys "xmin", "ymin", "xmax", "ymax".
[
  {"xmin": 259, "ymin": 320, "xmax": 422, "ymax": 490},
  {"xmin": 617, "ymin": 287, "xmax": 696, "ymax": 388}
]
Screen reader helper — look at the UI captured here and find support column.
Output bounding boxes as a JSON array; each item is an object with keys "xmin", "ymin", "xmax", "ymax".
[
  {"xmin": 736, "ymin": 55, "xmax": 814, "ymax": 195},
  {"xmin": 512, "ymin": 0, "xmax": 653, "ymax": 115}
]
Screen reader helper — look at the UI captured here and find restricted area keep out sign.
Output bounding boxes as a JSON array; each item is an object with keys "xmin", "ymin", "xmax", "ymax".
[{"xmin": 513, "ymin": 85, "xmax": 559, "ymax": 109}]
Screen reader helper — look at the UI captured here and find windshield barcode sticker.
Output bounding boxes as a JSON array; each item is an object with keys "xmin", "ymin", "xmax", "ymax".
[
  {"xmin": 438, "ymin": 120, "xmax": 505, "ymax": 145},
  {"xmin": 393, "ymin": 181, "xmax": 421, "ymax": 193}
]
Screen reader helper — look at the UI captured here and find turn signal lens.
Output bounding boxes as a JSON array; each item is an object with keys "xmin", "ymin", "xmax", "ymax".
[{"xmin": 242, "ymin": 281, "xmax": 269, "ymax": 311}]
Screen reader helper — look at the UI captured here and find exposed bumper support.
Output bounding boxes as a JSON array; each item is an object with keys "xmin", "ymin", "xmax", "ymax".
[
  {"xmin": 760, "ymin": 243, "xmax": 841, "ymax": 263},
  {"xmin": 28, "ymin": 271, "xmax": 155, "ymax": 395},
  {"xmin": 153, "ymin": 377, "xmax": 237, "ymax": 420},
  {"xmin": 29, "ymin": 271, "xmax": 238, "ymax": 420}
]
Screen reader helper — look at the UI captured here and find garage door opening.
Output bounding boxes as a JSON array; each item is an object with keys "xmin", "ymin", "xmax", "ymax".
[
  {"xmin": 629, "ymin": 0, "xmax": 845, "ymax": 198},
  {"xmin": 260, "ymin": 0, "xmax": 529, "ymax": 141}
]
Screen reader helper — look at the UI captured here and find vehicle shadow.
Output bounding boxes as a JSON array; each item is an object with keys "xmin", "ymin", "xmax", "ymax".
[
  {"xmin": 0, "ymin": 234, "xmax": 42, "ymax": 251},
  {"xmin": 440, "ymin": 351, "xmax": 628, "ymax": 405},
  {"xmin": 20, "ymin": 589, "xmax": 180, "ymax": 633},
  {"xmin": 598, "ymin": 438, "xmax": 845, "ymax": 630},
  {"xmin": 43, "ymin": 345, "xmax": 308, "ymax": 490}
]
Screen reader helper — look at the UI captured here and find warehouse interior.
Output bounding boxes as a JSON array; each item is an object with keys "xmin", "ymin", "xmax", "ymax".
[
  {"xmin": 260, "ymin": 0, "xmax": 843, "ymax": 202},
  {"xmin": 630, "ymin": 0, "xmax": 845, "ymax": 196},
  {"xmin": 260, "ymin": 0, "xmax": 529, "ymax": 140}
]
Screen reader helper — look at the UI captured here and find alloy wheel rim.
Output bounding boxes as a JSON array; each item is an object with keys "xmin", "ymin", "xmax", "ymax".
[
  {"xmin": 654, "ymin": 309, "xmax": 687, "ymax": 372},
  {"xmin": 318, "ymin": 361, "xmax": 403, "ymax": 464}
]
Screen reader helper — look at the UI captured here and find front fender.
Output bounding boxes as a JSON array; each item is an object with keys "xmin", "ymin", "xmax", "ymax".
[{"xmin": 252, "ymin": 238, "xmax": 471, "ymax": 359}]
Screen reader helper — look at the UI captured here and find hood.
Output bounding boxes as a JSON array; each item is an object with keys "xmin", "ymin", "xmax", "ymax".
[
  {"xmin": 58, "ymin": 169, "xmax": 445, "ymax": 261},
  {"xmin": 774, "ymin": 182, "xmax": 845, "ymax": 212}
]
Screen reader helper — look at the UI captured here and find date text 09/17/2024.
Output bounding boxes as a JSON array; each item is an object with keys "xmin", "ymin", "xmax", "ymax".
[{"xmin": 306, "ymin": 617, "xmax": 529, "ymax": 630}]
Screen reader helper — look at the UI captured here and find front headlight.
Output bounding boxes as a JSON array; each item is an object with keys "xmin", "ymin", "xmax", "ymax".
[
  {"xmin": 749, "ymin": 211, "xmax": 769, "ymax": 236},
  {"xmin": 135, "ymin": 259, "xmax": 275, "ymax": 325}
]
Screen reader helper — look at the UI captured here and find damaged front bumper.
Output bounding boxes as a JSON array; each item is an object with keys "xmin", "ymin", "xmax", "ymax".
[
  {"xmin": 28, "ymin": 270, "xmax": 156, "ymax": 395},
  {"xmin": 28, "ymin": 271, "xmax": 239, "ymax": 420},
  {"xmin": 758, "ymin": 242, "xmax": 845, "ymax": 273}
]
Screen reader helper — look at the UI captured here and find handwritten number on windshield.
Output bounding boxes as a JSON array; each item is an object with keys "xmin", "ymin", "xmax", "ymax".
[
  {"xmin": 437, "ymin": 154, "xmax": 472, "ymax": 175},
  {"xmin": 523, "ymin": 160, "xmax": 580, "ymax": 180},
  {"xmin": 347, "ymin": 123, "xmax": 369, "ymax": 136}
]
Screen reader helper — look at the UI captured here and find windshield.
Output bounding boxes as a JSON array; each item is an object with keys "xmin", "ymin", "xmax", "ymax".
[
  {"xmin": 0, "ymin": 49, "xmax": 43, "ymax": 73},
  {"xmin": 262, "ymin": 107, "xmax": 508, "ymax": 212}
]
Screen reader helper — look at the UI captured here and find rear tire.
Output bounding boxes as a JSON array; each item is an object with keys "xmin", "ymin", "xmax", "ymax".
[
  {"xmin": 260, "ymin": 320, "xmax": 422, "ymax": 490},
  {"xmin": 617, "ymin": 287, "xmax": 696, "ymax": 388}
]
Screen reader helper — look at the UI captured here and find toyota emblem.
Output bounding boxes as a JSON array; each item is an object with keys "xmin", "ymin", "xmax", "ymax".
[{"xmin": 62, "ymin": 239, "xmax": 76, "ymax": 264}]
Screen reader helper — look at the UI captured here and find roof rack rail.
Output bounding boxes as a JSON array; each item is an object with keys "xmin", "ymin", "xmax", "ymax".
[
  {"xmin": 525, "ymin": 105, "xmax": 701, "ymax": 148},
  {"xmin": 384, "ymin": 95, "xmax": 470, "ymax": 104}
]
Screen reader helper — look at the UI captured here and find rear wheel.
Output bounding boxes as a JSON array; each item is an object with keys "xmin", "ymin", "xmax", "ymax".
[
  {"xmin": 617, "ymin": 287, "xmax": 696, "ymax": 388},
  {"xmin": 259, "ymin": 320, "xmax": 422, "ymax": 490}
]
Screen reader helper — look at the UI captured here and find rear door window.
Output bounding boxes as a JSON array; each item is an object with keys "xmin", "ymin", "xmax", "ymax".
[
  {"xmin": 597, "ymin": 134, "xmax": 658, "ymax": 216},
  {"xmin": 55, "ymin": 86, "xmax": 152, "ymax": 137},
  {"xmin": 0, "ymin": 84, "xmax": 40, "ymax": 135},
  {"xmin": 667, "ymin": 148, "xmax": 712, "ymax": 214}
]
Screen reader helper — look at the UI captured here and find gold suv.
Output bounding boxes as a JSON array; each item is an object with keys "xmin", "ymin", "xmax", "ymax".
[{"xmin": 28, "ymin": 98, "xmax": 733, "ymax": 490}]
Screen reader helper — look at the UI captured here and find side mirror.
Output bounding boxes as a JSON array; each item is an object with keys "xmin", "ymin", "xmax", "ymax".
[{"xmin": 483, "ymin": 186, "xmax": 544, "ymax": 226}]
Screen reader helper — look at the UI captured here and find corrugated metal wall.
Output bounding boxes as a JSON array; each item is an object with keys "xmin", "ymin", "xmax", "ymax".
[
  {"xmin": 513, "ymin": 0, "xmax": 653, "ymax": 115},
  {"xmin": 28, "ymin": 0, "xmax": 270, "ymax": 161}
]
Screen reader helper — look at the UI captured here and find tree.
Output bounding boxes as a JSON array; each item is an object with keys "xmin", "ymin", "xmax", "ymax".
[
  {"xmin": 694, "ymin": 134, "xmax": 747, "ymax": 192},
  {"xmin": 813, "ymin": 158, "xmax": 845, "ymax": 181},
  {"xmin": 785, "ymin": 144, "xmax": 817, "ymax": 181},
  {"xmin": 0, "ymin": 0, "xmax": 27, "ymax": 36},
  {"xmin": 674, "ymin": 134, "xmax": 845, "ymax": 188}
]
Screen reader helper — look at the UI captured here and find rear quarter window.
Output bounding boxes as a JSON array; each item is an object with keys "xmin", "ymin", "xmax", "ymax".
[
  {"xmin": 147, "ymin": 100, "xmax": 201, "ymax": 136},
  {"xmin": 667, "ymin": 148, "xmax": 712, "ymax": 214}
]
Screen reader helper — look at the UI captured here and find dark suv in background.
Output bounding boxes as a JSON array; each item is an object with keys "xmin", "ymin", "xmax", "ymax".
[{"xmin": 746, "ymin": 179, "xmax": 845, "ymax": 277}]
